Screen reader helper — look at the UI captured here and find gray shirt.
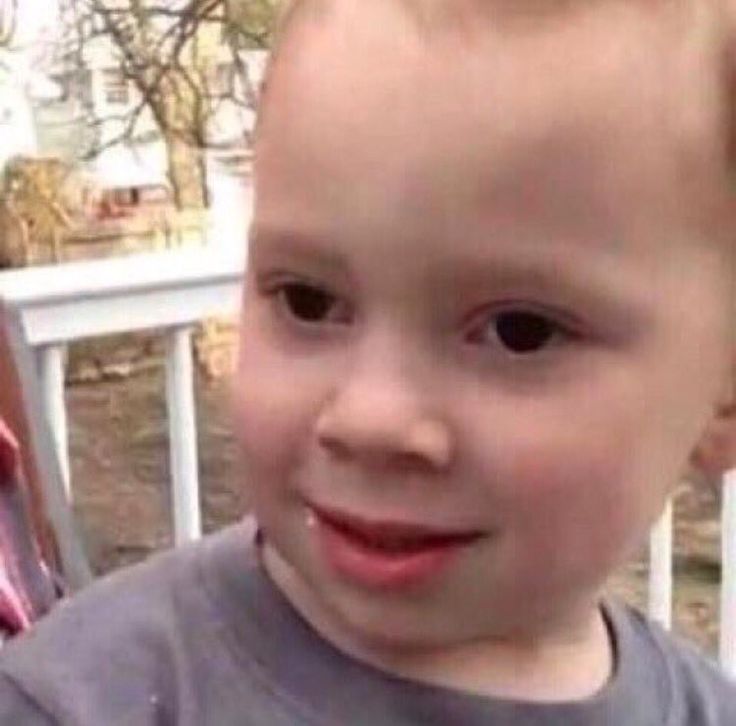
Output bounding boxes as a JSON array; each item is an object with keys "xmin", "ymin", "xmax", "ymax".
[{"xmin": 0, "ymin": 521, "xmax": 735, "ymax": 725}]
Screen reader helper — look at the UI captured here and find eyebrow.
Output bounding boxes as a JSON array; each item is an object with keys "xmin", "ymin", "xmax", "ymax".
[
  {"xmin": 441, "ymin": 246, "xmax": 648, "ymax": 317},
  {"xmin": 250, "ymin": 224, "xmax": 650, "ymax": 327},
  {"xmin": 249, "ymin": 226, "xmax": 350, "ymax": 274}
]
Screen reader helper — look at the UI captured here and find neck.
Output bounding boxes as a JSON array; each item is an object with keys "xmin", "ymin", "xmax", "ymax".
[
  {"xmin": 262, "ymin": 543, "xmax": 614, "ymax": 703},
  {"xmin": 377, "ymin": 611, "xmax": 613, "ymax": 702}
]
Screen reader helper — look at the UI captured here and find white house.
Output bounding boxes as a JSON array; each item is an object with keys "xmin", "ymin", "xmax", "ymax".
[
  {"xmin": 0, "ymin": 83, "xmax": 40, "ymax": 168},
  {"xmin": 30, "ymin": 21, "xmax": 266, "ymax": 249}
]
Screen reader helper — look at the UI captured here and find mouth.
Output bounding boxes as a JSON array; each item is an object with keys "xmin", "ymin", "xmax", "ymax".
[
  {"xmin": 308, "ymin": 504, "xmax": 485, "ymax": 589},
  {"xmin": 314, "ymin": 505, "xmax": 482, "ymax": 551}
]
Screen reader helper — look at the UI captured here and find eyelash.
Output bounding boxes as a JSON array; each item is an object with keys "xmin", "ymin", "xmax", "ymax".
[
  {"xmin": 265, "ymin": 280, "xmax": 575, "ymax": 355},
  {"xmin": 465, "ymin": 306, "xmax": 576, "ymax": 355},
  {"xmin": 268, "ymin": 280, "xmax": 353, "ymax": 326}
]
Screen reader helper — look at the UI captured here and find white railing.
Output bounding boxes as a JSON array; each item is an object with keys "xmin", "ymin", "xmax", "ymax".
[
  {"xmin": 648, "ymin": 478, "xmax": 736, "ymax": 677},
  {"xmin": 1, "ymin": 247, "xmax": 736, "ymax": 676},
  {"xmin": 0, "ymin": 245, "xmax": 245, "ymax": 553},
  {"xmin": 719, "ymin": 474, "xmax": 736, "ymax": 675},
  {"xmin": 648, "ymin": 501, "xmax": 674, "ymax": 630}
]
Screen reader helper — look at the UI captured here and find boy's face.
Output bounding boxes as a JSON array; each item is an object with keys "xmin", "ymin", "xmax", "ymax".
[{"xmin": 236, "ymin": 1, "xmax": 733, "ymax": 647}]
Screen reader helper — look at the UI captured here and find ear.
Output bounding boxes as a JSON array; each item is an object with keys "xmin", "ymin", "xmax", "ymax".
[
  {"xmin": 696, "ymin": 8, "xmax": 736, "ymax": 483},
  {"xmin": 689, "ymin": 370, "xmax": 736, "ymax": 484}
]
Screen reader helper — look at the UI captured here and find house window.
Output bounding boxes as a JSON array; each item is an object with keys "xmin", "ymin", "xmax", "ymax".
[{"xmin": 103, "ymin": 69, "xmax": 129, "ymax": 105}]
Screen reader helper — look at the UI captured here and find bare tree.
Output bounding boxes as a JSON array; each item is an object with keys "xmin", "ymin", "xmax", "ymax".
[
  {"xmin": 0, "ymin": 0, "xmax": 17, "ymax": 48},
  {"xmin": 58, "ymin": 0, "xmax": 277, "ymax": 209}
]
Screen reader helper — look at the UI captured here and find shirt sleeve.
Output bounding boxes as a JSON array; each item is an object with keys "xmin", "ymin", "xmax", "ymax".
[{"xmin": 0, "ymin": 673, "xmax": 56, "ymax": 725}]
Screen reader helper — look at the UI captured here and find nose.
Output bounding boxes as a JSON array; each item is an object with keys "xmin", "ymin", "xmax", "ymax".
[{"xmin": 314, "ymin": 355, "xmax": 453, "ymax": 471}]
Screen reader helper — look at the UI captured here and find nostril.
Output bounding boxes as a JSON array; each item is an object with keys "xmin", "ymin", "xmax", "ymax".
[
  {"xmin": 314, "ymin": 398, "xmax": 452, "ymax": 469},
  {"xmin": 393, "ymin": 450, "xmax": 434, "ymax": 473},
  {"xmin": 316, "ymin": 423, "xmax": 451, "ymax": 472},
  {"xmin": 317, "ymin": 431, "xmax": 352, "ymax": 460}
]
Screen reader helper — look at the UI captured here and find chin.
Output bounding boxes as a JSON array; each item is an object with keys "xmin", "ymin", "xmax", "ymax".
[{"xmin": 319, "ymin": 581, "xmax": 485, "ymax": 654}]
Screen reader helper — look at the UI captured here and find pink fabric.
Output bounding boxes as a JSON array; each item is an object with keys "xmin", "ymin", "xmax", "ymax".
[
  {"xmin": 0, "ymin": 558, "xmax": 31, "ymax": 633},
  {"xmin": 0, "ymin": 418, "xmax": 56, "ymax": 639},
  {"xmin": 0, "ymin": 419, "xmax": 18, "ymax": 482}
]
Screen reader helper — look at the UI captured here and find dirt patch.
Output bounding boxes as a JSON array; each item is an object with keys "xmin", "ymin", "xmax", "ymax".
[
  {"xmin": 66, "ymin": 368, "xmax": 723, "ymax": 654},
  {"xmin": 67, "ymin": 368, "xmax": 247, "ymax": 572}
]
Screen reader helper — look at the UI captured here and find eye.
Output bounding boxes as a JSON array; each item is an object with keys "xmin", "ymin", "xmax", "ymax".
[
  {"xmin": 277, "ymin": 282, "xmax": 351, "ymax": 324},
  {"xmin": 495, "ymin": 311, "xmax": 557, "ymax": 353},
  {"xmin": 468, "ymin": 309, "xmax": 565, "ymax": 354}
]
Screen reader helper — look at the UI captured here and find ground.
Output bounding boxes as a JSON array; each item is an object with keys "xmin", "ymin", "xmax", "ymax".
[{"xmin": 65, "ymin": 366, "xmax": 723, "ymax": 654}]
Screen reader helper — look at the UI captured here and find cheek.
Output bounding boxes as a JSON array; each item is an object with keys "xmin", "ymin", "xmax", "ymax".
[
  {"xmin": 232, "ymin": 323, "xmax": 336, "ymax": 496},
  {"xmin": 233, "ymin": 361, "xmax": 301, "ymax": 480},
  {"xmin": 500, "ymin": 422, "xmax": 646, "ymax": 562},
  {"xmin": 476, "ymin": 339, "xmax": 718, "ymax": 557},
  {"xmin": 471, "ymin": 388, "xmax": 676, "ymax": 585}
]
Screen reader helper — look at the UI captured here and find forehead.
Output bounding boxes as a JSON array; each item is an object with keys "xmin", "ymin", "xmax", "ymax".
[
  {"xmin": 263, "ymin": 0, "xmax": 723, "ymax": 151},
  {"xmin": 255, "ymin": 1, "xmax": 728, "ymax": 262}
]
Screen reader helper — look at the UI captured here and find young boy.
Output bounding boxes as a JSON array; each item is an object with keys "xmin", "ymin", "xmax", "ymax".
[{"xmin": 2, "ymin": 0, "xmax": 736, "ymax": 722}]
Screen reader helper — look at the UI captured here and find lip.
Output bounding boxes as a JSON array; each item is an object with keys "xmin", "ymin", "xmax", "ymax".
[
  {"xmin": 308, "ymin": 504, "xmax": 484, "ymax": 590},
  {"xmin": 312, "ymin": 504, "xmax": 482, "ymax": 542}
]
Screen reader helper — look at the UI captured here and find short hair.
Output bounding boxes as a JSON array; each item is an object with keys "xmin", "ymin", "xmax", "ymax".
[
  {"xmin": 261, "ymin": 0, "xmax": 736, "ymax": 143},
  {"xmin": 257, "ymin": 0, "xmax": 736, "ymax": 236}
]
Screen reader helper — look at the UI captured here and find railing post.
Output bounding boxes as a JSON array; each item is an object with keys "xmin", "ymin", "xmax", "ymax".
[
  {"xmin": 648, "ymin": 499, "xmax": 673, "ymax": 630},
  {"xmin": 720, "ymin": 471, "xmax": 736, "ymax": 676},
  {"xmin": 165, "ymin": 324, "xmax": 201, "ymax": 545},
  {"xmin": 37, "ymin": 344, "xmax": 71, "ymax": 501}
]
